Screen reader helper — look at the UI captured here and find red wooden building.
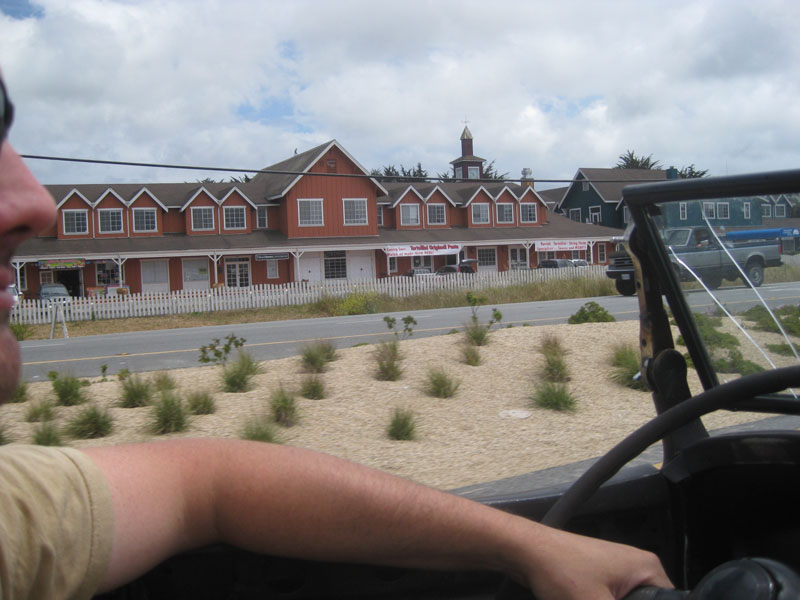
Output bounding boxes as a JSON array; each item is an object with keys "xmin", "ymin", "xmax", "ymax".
[{"xmin": 14, "ymin": 130, "xmax": 622, "ymax": 297}]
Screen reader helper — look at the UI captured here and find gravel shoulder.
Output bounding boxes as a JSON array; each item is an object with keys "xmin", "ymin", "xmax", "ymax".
[{"xmin": 2, "ymin": 321, "xmax": 770, "ymax": 490}]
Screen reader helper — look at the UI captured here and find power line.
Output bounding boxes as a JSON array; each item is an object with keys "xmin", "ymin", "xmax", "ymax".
[{"xmin": 20, "ymin": 153, "xmax": 667, "ymax": 185}]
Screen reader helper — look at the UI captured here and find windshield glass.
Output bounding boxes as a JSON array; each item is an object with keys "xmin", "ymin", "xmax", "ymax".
[{"xmin": 651, "ymin": 195, "xmax": 800, "ymax": 397}]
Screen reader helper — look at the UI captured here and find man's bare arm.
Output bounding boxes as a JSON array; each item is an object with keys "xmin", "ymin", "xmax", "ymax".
[{"xmin": 83, "ymin": 439, "xmax": 670, "ymax": 600}]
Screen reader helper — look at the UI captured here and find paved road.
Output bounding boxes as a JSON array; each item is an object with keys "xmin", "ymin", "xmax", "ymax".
[{"xmin": 19, "ymin": 281, "xmax": 800, "ymax": 381}]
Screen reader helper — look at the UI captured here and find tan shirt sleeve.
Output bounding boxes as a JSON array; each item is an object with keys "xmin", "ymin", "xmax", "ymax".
[{"xmin": 0, "ymin": 445, "xmax": 114, "ymax": 600}]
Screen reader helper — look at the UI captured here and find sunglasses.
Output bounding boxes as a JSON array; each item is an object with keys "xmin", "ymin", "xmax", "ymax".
[{"xmin": 0, "ymin": 77, "xmax": 14, "ymax": 145}]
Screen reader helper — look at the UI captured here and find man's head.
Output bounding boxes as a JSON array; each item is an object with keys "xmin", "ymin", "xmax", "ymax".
[{"xmin": 0, "ymin": 74, "xmax": 57, "ymax": 401}]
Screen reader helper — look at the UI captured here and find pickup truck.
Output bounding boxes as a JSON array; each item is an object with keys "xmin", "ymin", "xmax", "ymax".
[{"xmin": 607, "ymin": 225, "xmax": 782, "ymax": 295}]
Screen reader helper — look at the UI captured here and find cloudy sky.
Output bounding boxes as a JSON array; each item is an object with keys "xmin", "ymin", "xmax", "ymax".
[{"xmin": 1, "ymin": 0, "xmax": 799, "ymax": 188}]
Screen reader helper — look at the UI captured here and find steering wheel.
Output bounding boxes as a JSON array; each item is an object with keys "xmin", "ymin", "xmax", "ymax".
[{"xmin": 496, "ymin": 365, "xmax": 800, "ymax": 599}]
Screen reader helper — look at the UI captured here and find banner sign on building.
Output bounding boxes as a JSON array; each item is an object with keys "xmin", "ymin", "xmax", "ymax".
[
  {"xmin": 255, "ymin": 253, "xmax": 290, "ymax": 261},
  {"xmin": 535, "ymin": 240, "xmax": 588, "ymax": 252},
  {"xmin": 38, "ymin": 258, "xmax": 86, "ymax": 269},
  {"xmin": 383, "ymin": 243, "xmax": 461, "ymax": 258}
]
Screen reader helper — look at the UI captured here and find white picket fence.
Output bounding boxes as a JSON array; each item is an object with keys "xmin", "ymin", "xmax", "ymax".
[{"xmin": 11, "ymin": 266, "xmax": 607, "ymax": 325}]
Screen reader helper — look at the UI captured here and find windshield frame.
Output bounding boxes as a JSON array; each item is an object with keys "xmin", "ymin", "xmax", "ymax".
[{"xmin": 621, "ymin": 168, "xmax": 800, "ymax": 411}]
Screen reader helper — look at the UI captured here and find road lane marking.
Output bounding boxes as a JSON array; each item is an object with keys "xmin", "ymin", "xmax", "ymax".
[{"xmin": 23, "ymin": 311, "xmax": 640, "ymax": 367}]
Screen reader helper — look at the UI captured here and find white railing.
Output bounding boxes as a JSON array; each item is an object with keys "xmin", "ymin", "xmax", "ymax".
[{"xmin": 11, "ymin": 266, "xmax": 607, "ymax": 325}]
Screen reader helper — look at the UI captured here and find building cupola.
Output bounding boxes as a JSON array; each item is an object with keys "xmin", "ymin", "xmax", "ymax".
[{"xmin": 450, "ymin": 125, "xmax": 486, "ymax": 181}]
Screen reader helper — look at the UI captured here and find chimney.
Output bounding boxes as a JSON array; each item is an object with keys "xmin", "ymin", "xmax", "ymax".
[
  {"xmin": 666, "ymin": 166, "xmax": 679, "ymax": 180},
  {"xmin": 521, "ymin": 168, "xmax": 534, "ymax": 188}
]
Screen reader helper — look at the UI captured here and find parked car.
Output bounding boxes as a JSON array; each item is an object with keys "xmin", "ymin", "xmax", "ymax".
[
  {"xmin": 436, "ymin": 259, "xmax": 477, "ymax": 275},
  {"xmin": 7, "ymin": 283, "xmax": 20, "ymax": 306},
  {"xmin": 569, "ymin": 259, "xmax": 589, "ymax": 267},
  {"xmin": 38, "ymin": 283, "xmax": 72, "ymax": 302},
  {"xmin": 402, "ymin": 267, "xmax": 434, "ymax": 277},
  {"xmin": 538, "ymin": 259, "xmax": 576, "ymax": 269}
]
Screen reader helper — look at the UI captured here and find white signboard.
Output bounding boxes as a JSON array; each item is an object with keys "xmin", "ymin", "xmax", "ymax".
[
  {"xmin": 535, "ymin": 240, "xmax": 589, "ymax": 251},
  {"xmin": 383, "ymin": 243, "xmax": 461, "ymax": 258}
]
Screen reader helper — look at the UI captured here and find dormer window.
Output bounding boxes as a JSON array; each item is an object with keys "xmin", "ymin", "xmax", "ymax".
[
  {"xmin": 467, "ymin": 166, "xmax": 479, "ymax": 179},
  {"xmin": 223, "ymin": 206, "xmax": 246, "ymax": 230},
  {"xmin": 472, "ymin": 203, "xmax": 490, "ymax": 224},
  {"xmin": 133, "ymin": 208, "xmax": 157, "ymax": 232},
  {"xmin": 191, "ymin": 206, "xmax": 215, "ymax": 231},
  {"xmin": 63, "ymin": 209, "xmax": 88, "ymax": 235},
  {"xmin": 98, "ymin": 208, "xmax": 123, "ymax": 234}
]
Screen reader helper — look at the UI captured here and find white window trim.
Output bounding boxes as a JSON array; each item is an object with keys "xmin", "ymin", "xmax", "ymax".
[
  {"xmin": 520, "ymin": 203, "xmax": 537, "ymax": 223},
  {"xmin": 598, "ymin": 244, "xmax": 607, "ymax": 263},
  {"xmin": 467, "ymin": 166, "xmax": 480, "ymax": 180},
  {"xmin": 400, "ymin": 203, "xmax": 420, "ymax": 226},
  {"xmin": 388, "ymin": 257, "xmax": 397, "ymax": 273},
  {"xmin": 703, "ymin": 201, "xmax": 716, "ymax": 219},
  {"xmin": 743, "ymin": 202, "xmax": 751, "ymax": 220},
  {"xmin": 191, "ymin": 206, "xmax": 215, "ymax": 231},
  {"xmin": 762, "ymin": 204, "xmax": 772, "ymax": 218},
  {"xmin": 132, "ymin": 207, "xmax": 158, "ymax": 233},
  {"xmin": 62, "ymin": 209, "xmax": 89, "ymax": 235},
  {"xmin": 569, "ymin": 208, "xmax": 581, "ymax": 222},
  {"xmin": 342, "ymin": 198, "xmax": 368, "ymax": 226},
  {"xmin": 679, "ymin": 202, "xmax": 687, "ymax": 221},
  {"xmin": 589, "ymin": 206, "xmax": 601, "ymax": 224},
  {"xmin": 40, "ymin": 270, "xmax": 54, "ymax": 285},
  {"xmin": 717, "ymin": 202, "xmax": 730, "ymax": 220},
  {"xmin": 776, "ymin": 204, "xmax": 787, "ymax": 218},
  {"xmin": 472, "ymin": 203, "xmax": 490, "ymax": 224},
  {"xmin": 496, "ymin": 203, "xmax": 514, "ymax": 224},
  {"xmin": 97, "ymin": 208, "xmax": 124, "ymax": 234},
  {"xmin": 427, "ymin": 203, "xmax": 447, "ymax": 225},
  {"xmin": 298, "ymin": 198, "xmax": 324, "ymax": 227},
  {"xmin": 223, "ymin": 205, "xmax": 247, "ymax": 230}
]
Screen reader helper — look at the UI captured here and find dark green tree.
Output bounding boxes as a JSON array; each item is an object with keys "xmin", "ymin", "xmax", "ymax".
[
  {"xmin": 678, "ymin": 164, "xmax": 708, "ymax": 179},
  {"xmin": 615, "ymin": 150, "xmax": 661, "ymax": 170}
]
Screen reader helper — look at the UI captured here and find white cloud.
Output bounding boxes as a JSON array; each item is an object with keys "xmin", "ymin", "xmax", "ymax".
[{"xmin": 2, "ymin": 0, "xmax": 799, "ymax": 185}]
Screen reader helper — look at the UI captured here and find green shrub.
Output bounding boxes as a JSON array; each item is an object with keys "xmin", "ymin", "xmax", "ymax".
[
  {"xmin": 10, "ymin": 321, "xmax": 32, "ymax": 341},
  {"xmin": 387, "ymin": 407, "xmax": 416, "ymax": 441},
  {"xmin": 339, "ymin": 291, "xmax": 379, "ymax": 315},
  {"xmin": 463, "ymin": 294, "xmax": 502, "ymax": 346},
  {"xmin": 424, "ymin": 367, "xmax": 460, "ymax": 398},
  {"xmin": 374, "ymin": 339, "xmax": 402, "ymax": 381},
  {"xmin": 186, "ymin": 390, "xmax": 216, "ymax": 415},
  {"xmin": 222, "ymin": 351, "xmax": 262, "ymax": 393},
  {"xmin": 300, "ymin": 340, "xmax": 337, "ymax": 373},
  {"xmin": 542, "ymin": 354, "xmax": 570, "ymax": 383},
  {"xmin": 539, "ymin": 334, "xmax": 570, "ymax": 383},
  {"xmin": 766, "ymin": 343, "xmax": 797, "ymax": 357},
  {"xmin": 9, "ymin": 382, "xmax": 27, "ymax": 403},
  {"xmin": 241, "ymin": 416, "xmax": 279, "ymax": 443},
  {"xmin": 198, "ymin": 333, "xmax": 246, "ymax": 366},
  {"xmin": 152, "ymin": 371, "xmax": 177, "ymax": 393},
  {"xmin": 531, "ymin": 382, "xmax": 576, "ymax": 411},
  {"xmin": 568, "ymin": 301, "xmax": 615, "ymax": 324},
  {"xmin": 119, "ymin": 375, "xmax": 153, "ymax": 408},
  {"xmin": 26, "ymin": 400, "xmax": 54, "ymax": 423},
  {"xmin": 300, "ymin": 375, "xmax": 326, "ymax": 400},
  {"xmin": 462, "ymin": 345, "xmax": 481, "ymax": 366},
  {"xmin": 66, "ymin": 404, "xmax": 113, "ymax": 439},
  {"xmin": 32, "ymin": 422, "xmax": 62, "ymax": 446},
  {"xmin": 51, "ymin": 374, "xmax": 87, "ymax": 406},
  {"xmin": 151, "ymin": 391, "xmax": 187, "ymax": 434},
  {"xmin": 610, "ymin": 344, "xmax": 649, "ymax": 391},
  {"xmin": 692, "ymin": 312, "xmax": 739, "ymax": 352},
  {"xmin": 271, "ymin": 386, "xmax": 298, "ymax": 427},
  {"xmin": 117, "ymin": 368, "xmax": 131, "ymax": 381},
  {"xmin": 713, "ymin": 349, "xmax": 764, "ymax": 376}
]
